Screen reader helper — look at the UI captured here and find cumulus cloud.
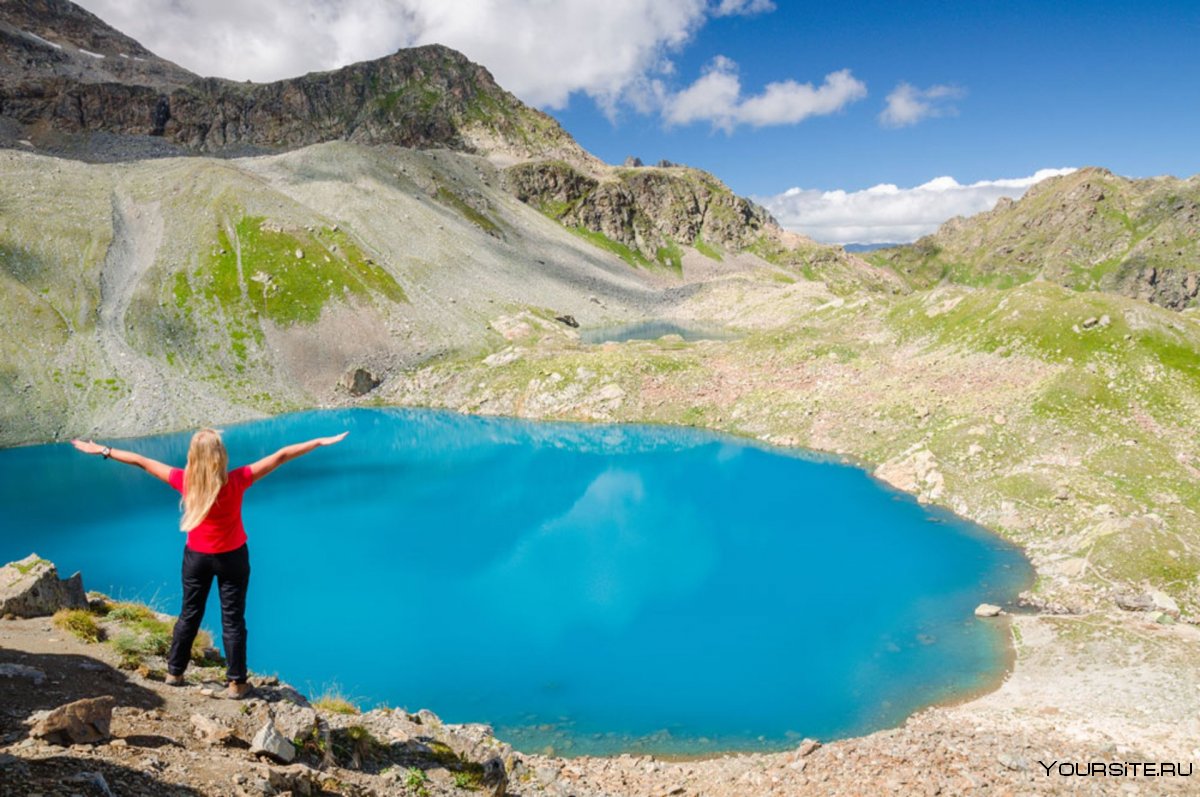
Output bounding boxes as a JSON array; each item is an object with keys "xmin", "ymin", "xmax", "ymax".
[
  {"xmin": 879, "ymin": 82, "xmax": 966, "ymax": 128},
  {"xmin": 756, "ymin": 168, "xmax": 1077, "ymax": 245},
  {"xmin": 74, "ymin": 0, "xmax": 863, "ymax": 127},
  {"xmin": 712, "ymin": 0, "xmax": 776, "ymax": 16},
  {"xmin": 73, "ymin": 0, "xmax": 715, "ymax": 108},
  {"xmin": 664, "ymin": 56, "xmax": 867, "ymax": 131}
]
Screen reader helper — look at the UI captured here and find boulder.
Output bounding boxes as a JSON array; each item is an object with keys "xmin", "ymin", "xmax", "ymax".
[
  {"xmin": 1148, "ymin": 589, "xmax": 1180, "ymax": 617},
  {"xmin": 271, "ymin": 702, "xmax": 321, "ymax": 744},
  {"xmin": 28, "ymin": 696, "xmax": 116, "ymax": 745},
  {"xmin": 251, "ymin": 720, "xmax": 296, "ymax": 763},
  {"xmin": 1115, "ymin": 593, "xmax": 1156, "ymax": 612},
  {"xmin": 974, "ymin": 603, "xmax": 1003, "ymax": 617},
  {"xmin": 339, "ymin": 367, "xmax": 382, "ymax": 397},
  {"xmin": 554, "ymin": 314, "xmax": 579, "ymax": 328},
  {"xmin": 427, "ymin": 720, "xmax": 510, "ymax": 797},
  {"xmin": 0, "ymin": 554, "xmax": 88, "ymax": 617},
  {"xmin": 189, "ymin": 713, "xmax": 235, "ymax": 745},
  {"xmin": 794, "ymin": 738, "xmax": 821, "ymax": 757}
]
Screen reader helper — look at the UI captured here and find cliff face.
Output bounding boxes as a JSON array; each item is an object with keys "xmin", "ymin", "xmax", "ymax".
[
  {"xmin": 870, "ymin": 167, "xmax": 1200, "ymax": 310},
  {"xmin": 505, "ymin": 160, "xmax": 775, "ymax": 256}
]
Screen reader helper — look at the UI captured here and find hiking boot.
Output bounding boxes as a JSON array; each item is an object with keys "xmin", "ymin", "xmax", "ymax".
[{"xmin": 226, "ymin": 681, "xmax": 254, "ymax": 700}]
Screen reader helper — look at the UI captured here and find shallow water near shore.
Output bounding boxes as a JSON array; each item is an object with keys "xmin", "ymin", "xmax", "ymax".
[{"xmin": 0, "ymin": 409, "xmax": 1031, "ymax": 756}]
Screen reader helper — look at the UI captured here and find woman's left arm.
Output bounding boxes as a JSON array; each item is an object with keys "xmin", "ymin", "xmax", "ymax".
[{"xmin": 70, "ymin": 439, "xmax": 174, "ymax": 484}]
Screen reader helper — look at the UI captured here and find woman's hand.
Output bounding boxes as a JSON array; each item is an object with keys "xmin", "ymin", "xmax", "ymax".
[
  {"xmin": 71, "ymin": 439, "xmax": 105, "ymax": 456},
  {"xmin": 316, "ymin": 432, "xmax": 349, "ymax": 446}
]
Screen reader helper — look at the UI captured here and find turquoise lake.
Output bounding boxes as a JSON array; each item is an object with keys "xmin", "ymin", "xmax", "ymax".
[{"xmin": 0, "ymin": 409, "xmax": 1031, "ymax": 756}]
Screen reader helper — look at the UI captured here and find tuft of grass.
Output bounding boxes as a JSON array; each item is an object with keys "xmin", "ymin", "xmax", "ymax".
[
  {"xmin": 53, "ymin": 608, "xmax": 104, "ymax": 643},
  {"xmin": 111, "ymin": 631, "xmax": 151, "ymax": 669},
  {"xmin": 334, "ymin": 724, "xmax": 384, "ymax": 770},
  {"xmin": 453, "ymin": 770, "xmax": 482, "ymax": 790},
  {"xmin": 191, "ymin": 628, "xmax": 224, "ymax": 667},
  {"xmin": 314, "ymin": 689, "xmax": 361, "ymax": 715},
  {"xmin": 405, "ymin": 766, "xmax": 430, "ymax": 796},
  {"xmin": 105, "ymin": 601, "xmax": 156, "ymax": 623}
]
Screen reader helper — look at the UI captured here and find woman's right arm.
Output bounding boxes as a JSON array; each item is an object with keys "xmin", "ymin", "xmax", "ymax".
[
  {"xmin": 248, "ymin": 432, "xmax": 348, "ymax": 482},
  {"xmin": 70, "ymin": 439, "xmax": 174, "ymax": 484}
]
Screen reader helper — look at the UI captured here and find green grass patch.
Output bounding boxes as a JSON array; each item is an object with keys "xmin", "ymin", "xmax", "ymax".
[
  {"xmin": 53, "ymin": 609, "xmax": 104, "ymax": 643},
  {"xmin": 569, "ymin": 226, "xmax": 651, "ymax": 268},
  {"xmin": 435, "ymin": 187, "xmax": 502, "ymax": 236},
  {"xmin": 194, "ymin": 216, "xmax": 407, "ymax": 329},
  {"xmin": 1090, "ymin": 526, "xmax": 1200, "ymax": 595},
  {"xmin": 693, "ymin": 237, "xmax": 723, "ymax": 261},
  {"xmin": 655, "ymin": 239, "xmax": 684, "ymax": 274},
  {"xmin": 104, "ymin": 602, "xmax": 157, "ymax": 622},
  {"xmin": 12, "ymin": 557, "xmax": 50, "ymax": 575}
]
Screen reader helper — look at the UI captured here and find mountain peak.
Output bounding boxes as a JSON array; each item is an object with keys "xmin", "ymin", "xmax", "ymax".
[{"xmin": 0, "ymin": 0, "xmax": 589, "ymax": 165}]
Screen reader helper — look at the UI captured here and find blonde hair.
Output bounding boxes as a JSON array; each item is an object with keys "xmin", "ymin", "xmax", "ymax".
[{"xmin": 180, "ymin": 428, "xmax": 229, "ymax": 532}]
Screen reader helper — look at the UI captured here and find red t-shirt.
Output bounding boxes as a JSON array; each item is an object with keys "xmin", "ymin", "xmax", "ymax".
[{"xmin": 168, "ymin": 466, "xmax": 254, "ymax": 554}]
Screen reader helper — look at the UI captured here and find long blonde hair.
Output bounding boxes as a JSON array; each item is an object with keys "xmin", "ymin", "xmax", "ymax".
[{"xmin": 180, "ymin": 428, "xmax": 228, "ymax": 531}]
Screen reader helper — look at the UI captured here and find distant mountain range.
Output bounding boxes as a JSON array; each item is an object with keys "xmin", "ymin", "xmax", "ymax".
[{"xmin": 869, "ymin": 167, "xmax": 1200, "ymax": 310}]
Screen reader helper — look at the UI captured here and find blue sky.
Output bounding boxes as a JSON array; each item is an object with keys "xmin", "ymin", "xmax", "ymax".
[
  {"xmin": 552, "ymin": 0, "xmax": 1200, "ymax": 193},
  {"xmin": 76, "ymin": 0, "xmax": 1200, "ymax": 242}
]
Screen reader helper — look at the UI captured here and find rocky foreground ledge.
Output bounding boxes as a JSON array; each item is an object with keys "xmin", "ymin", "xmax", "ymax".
[{"xmin": 2, "ymin": 556, "xmax": 1197, "ymax": 797}]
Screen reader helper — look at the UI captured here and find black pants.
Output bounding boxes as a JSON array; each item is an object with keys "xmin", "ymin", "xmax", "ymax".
[{"xmin": 167, "ymin": 543, "xmax": 250, "ymax": 683}]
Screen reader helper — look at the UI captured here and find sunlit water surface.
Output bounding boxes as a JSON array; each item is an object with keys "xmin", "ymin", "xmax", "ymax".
[{"xmin": 0, "ymin": 409, "xmax": 1030, "ymax": 755}]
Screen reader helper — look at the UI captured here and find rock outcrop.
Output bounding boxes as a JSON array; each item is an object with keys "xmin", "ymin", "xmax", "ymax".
[
  {"xmin": 504, "ymin": 159, "xmax": 775, "ymax": 258},
  {"xmin": 0, "ymin": 553, "xmax": 88, "ymax": 617}
]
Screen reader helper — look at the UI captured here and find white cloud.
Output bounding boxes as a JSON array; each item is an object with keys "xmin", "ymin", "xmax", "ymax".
[
  {"xmin": 74, "ymin": 0, "xmax": 864, "ymax": 130},
  {"xmin": 712, "ymin": 0, "xmax": 776, "ymax": 16},
  {"xmin": 73, "ymin": 0, "xmax": 707, "ymax": 108},
  {"xmin": 756, "ymin": 168, "xmax": 1077, "ymax": 245},
  {"xmin": 879, "ymin": 82, "xmax": 966, "ymax": 128},
  {"xmin": 664, "ymin": 57, "xmax": 867, "ymax": 131}
]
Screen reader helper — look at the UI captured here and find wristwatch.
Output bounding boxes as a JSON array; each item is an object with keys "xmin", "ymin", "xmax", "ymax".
[{"xmin": 101, "ymin": 446, "xmax": 111, "ymax": 459}]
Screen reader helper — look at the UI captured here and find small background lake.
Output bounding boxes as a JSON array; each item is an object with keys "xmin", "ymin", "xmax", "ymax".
[
  {"xmin": 0, "ymin": 409, "xmax": 1030, "ymax": 756},
  {"xmin": 579, "ymin": 320, "xmax": 738, "ymax": 344}
]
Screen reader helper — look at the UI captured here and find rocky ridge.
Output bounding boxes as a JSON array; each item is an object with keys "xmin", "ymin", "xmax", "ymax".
[
  {"xmin": 870, "ymin": 167, "xmax": 1200, "ymax": 310},
  {"xmin": 0, "ymin": 0, "xmax": 588, "ymax": 166}
]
